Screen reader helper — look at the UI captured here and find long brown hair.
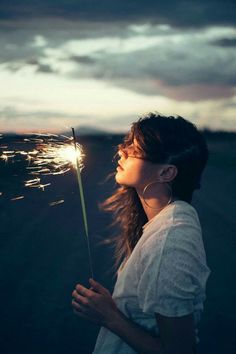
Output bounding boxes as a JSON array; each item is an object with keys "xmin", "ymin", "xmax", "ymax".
[{"xmin": 102, "ymin": 113, "xmax": 209, "ymax": 271}]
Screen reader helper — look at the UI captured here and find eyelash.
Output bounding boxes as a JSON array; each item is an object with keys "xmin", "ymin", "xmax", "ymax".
[{"xmin": 118, "ymin": 145, "xmax": 144, "ymax": 159}]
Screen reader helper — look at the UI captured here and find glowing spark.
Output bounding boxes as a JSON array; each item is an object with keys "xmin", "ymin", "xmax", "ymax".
[
  {"xmin": 1, "ymin": 154, "xmax": 8, "ymax": 161},
  {"xmin": 49, "ymin": 199, "xmax": 65, "ymax": 206},
  {"xmin": 11, "ymin": 196, "xmax": 24, "ymax": 201},
  {"xmin": 24, "ymin": 178, "xmax": 41, "ymax": 188},
  {"xmin": 0, "ymin": 133, "xmax": 84, "ymax": 191},
  {"xmin": 20, "ymin": 134, "xmax": 84, "ymax": 189},
  {"xmin": 38, "ymin": 183, "xmax": 51, "ymax": 191},
  {"xmin": 25, "ymin": 139, "xmax": 83, "ymax": 176}
]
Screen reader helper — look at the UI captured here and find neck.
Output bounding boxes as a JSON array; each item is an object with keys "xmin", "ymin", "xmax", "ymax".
[{"xmin": 137, "ymin": 189, "xmax": 178, "ymax": 221}]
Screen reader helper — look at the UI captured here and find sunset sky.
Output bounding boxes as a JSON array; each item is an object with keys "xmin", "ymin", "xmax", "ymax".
[{"xmin": 0, "ymin": 1, "xmax": 236, "ymax": 133}]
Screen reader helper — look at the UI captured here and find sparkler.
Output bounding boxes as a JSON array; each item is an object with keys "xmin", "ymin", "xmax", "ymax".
[{"xmin": 0, "ymin": 131, "xmax": 94, "ymax": 278}]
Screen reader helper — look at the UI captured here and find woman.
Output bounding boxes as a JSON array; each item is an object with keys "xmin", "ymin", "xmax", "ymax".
[{"xmin": 72, "ymin": 113, "xmax": 211, "ymax": 354}]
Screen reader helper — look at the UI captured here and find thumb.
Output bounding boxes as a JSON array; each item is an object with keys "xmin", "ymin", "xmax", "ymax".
[{"xmin": 89, "ymin": 278, "xmax": 110, "ymax": 295}]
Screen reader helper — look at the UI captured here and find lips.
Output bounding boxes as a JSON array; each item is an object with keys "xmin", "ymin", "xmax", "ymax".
[{"xmin": 117, "ymin": 162, "xmax": 124, "ymax": 170}]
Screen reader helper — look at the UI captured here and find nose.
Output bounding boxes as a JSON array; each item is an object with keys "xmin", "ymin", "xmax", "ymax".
[{"xmin": 118, "ymin": 149, "xmax": 128, "ymax": 159}]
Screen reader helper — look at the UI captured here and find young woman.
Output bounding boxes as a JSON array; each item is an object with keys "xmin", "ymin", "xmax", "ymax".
[{"xmin": 72, "ymin": 113, "xmax": 211, "ymax": 354}]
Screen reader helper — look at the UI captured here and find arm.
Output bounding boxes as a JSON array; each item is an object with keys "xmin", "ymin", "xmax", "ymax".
[
  {"xmin": 109, "ymin": 311, "xmax": 197, "ymax": 354},
  {"xmin": 72, "ymin": 279, "xmax": 164, "ymax": 354},
  {"xmin": 106, "ymin": 308, "xmax": 164, "ymax": 354},
  {"xmin": 72, "ymin": 279, "xmax": 196, "ymax": 354},
  {"xmin": 155, "ymin": 312, "xmax": 197, "ymax": 354}
]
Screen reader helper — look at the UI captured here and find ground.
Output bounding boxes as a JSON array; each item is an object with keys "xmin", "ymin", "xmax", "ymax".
[{"xmin": 0, "ymin": 134, "xmax": 235, "ymax": 354}]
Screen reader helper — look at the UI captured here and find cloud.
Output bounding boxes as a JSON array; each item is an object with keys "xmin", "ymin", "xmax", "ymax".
[
  {"xmin": 0, "ymin": 3, "xmax": 236, "ymax": 132},
  {"xmin": 36, "ymin": 63, "xmax": 55, "ymax": 74},
  {"xmin": 154, "ymin": 83, "xmax": 236, "ymax": 101},
  {"xmin": 0, "ymin": 1, "xmax": 236, "ymax": 28},
  {"xmin": 212, "ymin": 38, "xmax": 236, "ymax": 47},
  {"xmin": 61, "ymin": 26, "xmax": 236, "ymax": 100},
  {"xmin": 69, "ymin": 55, "xmax": 96, "ymax": 65},
  {"xmin": 2, "ymin": 58, "xmax": 55, "ymax": 74},
  {"xmin": 0, "ymin": 105, "xmax": 98, "ymax": 132},
  {"xmin": 1, "ymin": 22, "xmax": 236, "ymax": 101}
]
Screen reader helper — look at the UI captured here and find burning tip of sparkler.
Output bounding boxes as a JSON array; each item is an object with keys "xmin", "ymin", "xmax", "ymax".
[
  {"xmin": 21, "ymin": 133, "xmax": 84, "ymax": 190},
  {"xmin": 1, "ymin": 132, "xmax": 85, "ymax": 193}
]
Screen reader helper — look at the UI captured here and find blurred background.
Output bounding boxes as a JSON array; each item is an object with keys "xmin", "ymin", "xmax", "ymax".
[{"xmin": 0, "ymin": 1, "xmax": 236, "ymax": 353}]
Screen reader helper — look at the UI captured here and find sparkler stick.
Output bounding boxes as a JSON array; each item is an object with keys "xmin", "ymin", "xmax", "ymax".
[{"xmin": 71, "ymin": 128, "xmax": 94, "ymax": 279}]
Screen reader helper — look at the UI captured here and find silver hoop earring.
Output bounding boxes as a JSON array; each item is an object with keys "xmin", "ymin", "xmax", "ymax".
[{"xmin": 142, "ymin": 180, "xmax": 173, "ymax": 210}]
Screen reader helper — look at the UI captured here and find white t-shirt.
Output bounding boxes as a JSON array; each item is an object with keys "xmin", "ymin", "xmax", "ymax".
[{"xmin": 92, "ymin": 200, "xmax": 211, "ymax": 354}]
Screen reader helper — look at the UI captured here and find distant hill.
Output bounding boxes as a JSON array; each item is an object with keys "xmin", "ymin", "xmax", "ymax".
[
  {"xmin": 202, "ymin": 128, "xmax": 236, "ymax": 141},
  {"xmin": 64, "ymin": 126, "xmax": 111, "ymax": 136},
  {"xmin": 1, "ymin": 127, "xmax": 236, "ymax": 140},
  {"xmin": 0, "ymin": 126, "xmax": 112, "ymax": 138}
]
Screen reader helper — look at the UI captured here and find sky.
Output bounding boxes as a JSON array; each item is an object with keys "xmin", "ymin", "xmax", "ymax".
[{"xmin": 0, "ymin": 0, "xmax": 236, "ymax": 133}]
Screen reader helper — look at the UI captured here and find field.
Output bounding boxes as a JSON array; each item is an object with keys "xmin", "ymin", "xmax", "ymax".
[{"xmin": 0, "ymin": 133, "xmax": 236, "ymax": 354}]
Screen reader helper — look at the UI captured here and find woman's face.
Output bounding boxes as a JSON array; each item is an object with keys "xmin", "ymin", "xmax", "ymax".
[{"xmin": 115, "ymin": 139, "xmax": 162, "ymax": 190}]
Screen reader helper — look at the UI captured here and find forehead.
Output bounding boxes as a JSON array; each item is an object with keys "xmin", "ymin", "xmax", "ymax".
[{"xmin": 132, "ymin": 138, "xmax": 144, "ymax": 153}]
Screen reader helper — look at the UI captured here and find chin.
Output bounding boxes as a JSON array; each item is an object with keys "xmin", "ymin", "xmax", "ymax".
[
  {"xmin": 115, "ymin": 171, "xmax": 126, "ymax": 185},
  {"xmin": 115, "ymin": 172, "xmax": 133, "ymax": 187},
  {"xmin": 115, "ymin": 173, "xmax": 123, "ymax": 185}
]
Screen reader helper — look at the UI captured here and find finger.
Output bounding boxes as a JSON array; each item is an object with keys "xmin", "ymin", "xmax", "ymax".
[
  {"xmin": 72, "ymin": 299, "xmax": 93, "ymax": 316},
  {"xmin": 74, "ymin": 285, "xmax": 99, "ymax": 304},
  {"xmin": 72, "ymin": 292, "xmax": 89, "ymax": 306},
  {"xmin": 72, "ymin": 299, "xmax": 84, "ymax": 312},
  {"xmin": 75, "ymin": 284, "xmax": 87, "ymax": 295},
  {"xmin": 75, "ymin": 284, "xmax": 95, "ymax": 297},
  {"xmin": 89, "ymin": 279, "xmax": 110, "ymax": 295},
  {"xmin": 73, "ymin": 291, "xmax": 100, "ymax": 310},
  {"xmin": 72, "ymin": 300, "xmax": 101, "ymax": 322}
]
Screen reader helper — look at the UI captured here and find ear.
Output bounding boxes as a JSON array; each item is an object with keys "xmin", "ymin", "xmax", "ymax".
[{"xmin": 159, "ymin": 165, "xmax": 178, "ymax": 183}]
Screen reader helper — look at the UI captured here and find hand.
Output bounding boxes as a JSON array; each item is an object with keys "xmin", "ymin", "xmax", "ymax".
[{"xmin": 72, "ymin": 278, "xmax": 119, "ymax": 327}]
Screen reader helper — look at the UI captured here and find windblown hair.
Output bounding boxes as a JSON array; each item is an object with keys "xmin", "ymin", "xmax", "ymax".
[{"xmin": 102, "ymin": 113, "xmax": 209, "ymax": 271}]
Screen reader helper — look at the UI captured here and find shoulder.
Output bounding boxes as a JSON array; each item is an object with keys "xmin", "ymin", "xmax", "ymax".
[
  {"xmin": 136, "ymin": 201, "xmax": 208, "ymax": 277},
  {"xmin": 140, "ymin": 201, "xmax": 202, "ymax": 255}
]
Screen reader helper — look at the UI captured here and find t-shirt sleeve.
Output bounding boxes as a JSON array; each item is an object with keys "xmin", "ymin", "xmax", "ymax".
[{"xmin": 136, "ymin": 226, "xmax": 210, "ymax": 317}]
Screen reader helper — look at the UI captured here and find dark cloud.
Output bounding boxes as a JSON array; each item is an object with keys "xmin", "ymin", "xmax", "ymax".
[
  {"xmin": 0, "ymin": 2, "xmax": 236, "ymax": 105},
  {"xmin": 26, "ymin": 59, "xmax": 55, "ymax": 73},
  {"xmin": 0, "ymin": 0, "xmax": 236, "ymax": 28},
  {"xmin": 69, "ymin": 55, "xmax": 96, "ymax": 65},
  {"xmin": 0, "ymin": 30, "xmax": 47, "ymax": 65},
  {"xmin": 1, "ymin": 57, "xmax": 55, "ymax": 74},
  {"xmin": 212, "ymin": 38, "xmax": 236, "ymax": 47},
  {"xmin": 66, "ymin": 38, "xmax": 236, "ymax": 100},
  {"xmin": 154, "ymin": 83, "xmax": 236, "ymax": 101},
  {"xmin": 36, "ymin": 64, "xmax": 55, "ymax": 73}
]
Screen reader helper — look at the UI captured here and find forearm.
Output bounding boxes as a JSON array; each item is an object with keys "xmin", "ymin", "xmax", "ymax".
[{"xmin": 106, "ymin": 309, "xmax": 164, "ymax": 354}]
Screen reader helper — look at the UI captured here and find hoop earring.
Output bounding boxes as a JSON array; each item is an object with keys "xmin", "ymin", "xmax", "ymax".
[{"xmin": 142, "ymin": 180, "xmax": 173, "ymax": 210}]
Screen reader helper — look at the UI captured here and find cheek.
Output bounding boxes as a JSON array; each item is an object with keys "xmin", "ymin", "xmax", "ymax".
[{"xmin": 115, "ymin": 161, "xmax": 151, "ymax": 187}]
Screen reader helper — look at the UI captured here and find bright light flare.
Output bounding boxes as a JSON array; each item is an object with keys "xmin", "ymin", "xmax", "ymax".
[
  {"xmin": 0, "ymin": 133, "xmax": 85, "ymax": 191},
  {"xmin": 45, "ymin": 144, "xmax": 83, "ymax": 169},
  {"xmin": 24, "ymin": 136, "xmax": 84, "ymax": 189}
]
